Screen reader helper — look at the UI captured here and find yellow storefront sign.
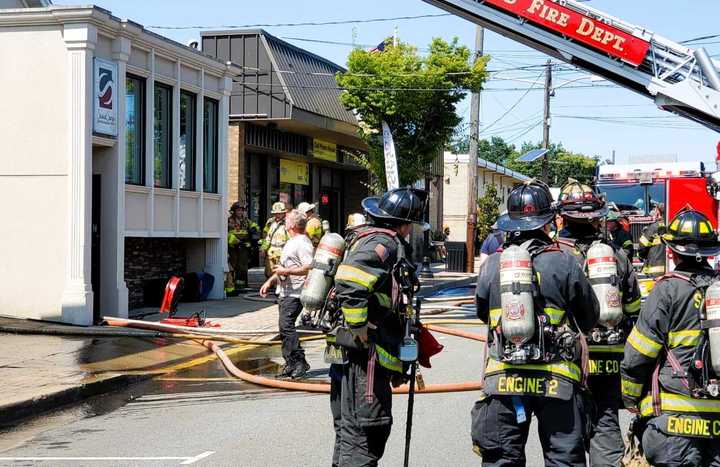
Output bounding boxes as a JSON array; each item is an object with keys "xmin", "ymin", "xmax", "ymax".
[
  {"xmin": 313, "ymin": 139, "xmax": 337, "ymax": 162},
  {"xmin": 280, "ymin": 159, "xmax": 309, "ymax": 185}
]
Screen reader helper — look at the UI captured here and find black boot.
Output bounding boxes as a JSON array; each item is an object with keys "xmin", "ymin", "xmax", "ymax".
[
  {"xmin": 291, "ymin": 359, "xmax": 310, "ymax": 379},
  {"xmin": 278, "ymin": 361, "xmax": 295, "ymax": 378}
]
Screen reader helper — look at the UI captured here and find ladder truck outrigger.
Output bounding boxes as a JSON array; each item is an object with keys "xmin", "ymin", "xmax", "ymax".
[{"xmin": 423, "ymin": 0, "xmax": 720, "ymax": 283}]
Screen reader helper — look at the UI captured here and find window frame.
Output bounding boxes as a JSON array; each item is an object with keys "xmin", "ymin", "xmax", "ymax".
[
  {"xmin": 179, "ymin": 90, "xmax": 197, "ymax": 191},
  {"xmin": 153, "ymin": 82, "xmax": 173, "ymax": 189},
  {"xmin": 125, "ymin": 74, "xmax": 146, "ymax": 186},
  {"xmin": 203, "ymin": 97, "xmax": 219, "ymax": 194}
]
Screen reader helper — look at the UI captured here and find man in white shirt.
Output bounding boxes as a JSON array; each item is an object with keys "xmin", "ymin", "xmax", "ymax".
[{"xmin": 260, "ymin": 209, "xmax": 315, "ymax": 379}]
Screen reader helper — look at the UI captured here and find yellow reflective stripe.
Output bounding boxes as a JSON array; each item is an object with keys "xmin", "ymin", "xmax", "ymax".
[
  {"xmin": 643, "ymin": 265, "xmax": 665, "ymax": 274},
  {"xmin": 640, "ymin": 392, "xmax": 720, "ymax": 416},
  {"xmin": 375, "ymin": 345, "xmax": 402, "ymax": 372},
  {"xmin": 668, "ymin": 330, "xmax": 701, "ymax": 348},
  {"xmin": 622, "ymin": 240, "xmax": 633, "ymax": 247},
  {"xmin": 624, "ymin": 298, "xmax": 641, "ymax": 314},
  {"xmin": 544, "ymin": 307, "xmax": 565, "ymax": 325},
  {"xmin": 589, "ymin": 344, "xmax": 625, "ymax": 354},
  {"xmin": 326, "ymin": 335, "xmax": 336, "ymax": 343},
  {"xmin": 342, "ymin": 307, "xmax": 368, "ymax": 325},
  {"xmin": 486, "ymin": 358, "xmax": 582, "ymax": 382},
  {"xmin": 627, "ymin": 327, "xmax": 662, "ymax": 358},
  {"xmin": 489, "ymin": 308, "xmax": 502, "ymax": 327},
  {"xmin": 639, "ymin": 236, "xmax": 652, "ymax": 247},
  {"xmin": 621, "ymin": 378, "xmax": 643, "ymax": 398},
  {"xmin": 335, "ymin": 265, "xmax": 379, "ymax": 290},
  {"xmin": 375, "ymin": 292, "xmax": 391, "ymax": 309}
]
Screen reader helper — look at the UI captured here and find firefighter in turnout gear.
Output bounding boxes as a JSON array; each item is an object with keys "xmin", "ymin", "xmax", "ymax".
[
  {"xmin": 227, "ymin": 202, "xmax": 260, "ymax": 292},
  {"xmin": 607, "ymin": 207, "xmax": 635, "ymax": 261},
  {"xmin": 557, "ymin": 179, "xmax": 641, "ymax": 467},
  {"xmin": 638, "ymin": 203, "xmax": 666, "ymax": 278},
  {"xmin": 261, "ymin": 202, "xmax": 289, "ymax": 278},
  {"xmin": 298, "ymin": 201, "xmax": 325, "ymax": 247},
  {"xmin": 621, "ymin": 208, "xmax": 720, "ymax": 466},
  {"xmin": 332, "ymin": 188, "xmax": 427, "ymax": 467},
  {"xmin": 473, "ymin": 180, "xmax": 600, "ymax": 467}
]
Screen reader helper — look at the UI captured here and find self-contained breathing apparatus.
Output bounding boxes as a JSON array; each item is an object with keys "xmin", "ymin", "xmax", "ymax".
[{"xmin": 495, "ymin": 241, "xmax": 580, "ymax": 365}]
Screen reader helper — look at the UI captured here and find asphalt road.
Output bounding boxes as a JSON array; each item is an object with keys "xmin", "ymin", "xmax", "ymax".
[{"xmin": 0, "ymin": 325, "xmax": 629, "ymax": 466}]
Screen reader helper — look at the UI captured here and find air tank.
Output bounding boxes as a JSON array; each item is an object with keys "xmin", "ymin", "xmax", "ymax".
[
  {"xmin": 300, "ymin": 233, "xmax": 346, "ymax": 312},
  {"xmin": 499, "ymin": 245, "xmax": 535, "ymax": 346},
  {"xmin": 587, "ymin": 243, "xmax": 623, "ymax": 328},
  {"xmin": 705, "ymin": 281, "xmax": 720, "ymax": 375}
]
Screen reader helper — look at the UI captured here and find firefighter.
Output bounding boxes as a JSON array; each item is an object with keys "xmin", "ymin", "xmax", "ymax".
[
  {"xmin": 638, "ymin": 202, "xmax": 666, "ymax": 277},
  {"xmin": 298, "ymin": 201, "xmax": 324, "ymax": 247},
  {"xmin": 607, "ymin": 208, "xmax": 634, "ymax": 261},
  {"xmin": 261, "ymin": 202, "xmax": 289, "ymax": 278},
  {"xmin": 473, "ymin": 179, "xmax": 600, "ymax": 467},
  {"xmin": 557, "ymin": 179, "xmax": 641, "ymax": 467},
  {"xmin": 227, "ymin": 202, "xmax": 259, "ymax": 292},
  {"xmin": 620, "ymin": 208, "xmax": 720, "ymax": 466},
  {"xmin": 333, "ymin": 188, "xmax": 427, "ymax": 467}
]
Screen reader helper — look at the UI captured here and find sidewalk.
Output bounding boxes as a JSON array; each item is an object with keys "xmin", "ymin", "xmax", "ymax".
[{"xmin": 0, "ymin": 261, "xmax": 472, "ymax": 425}]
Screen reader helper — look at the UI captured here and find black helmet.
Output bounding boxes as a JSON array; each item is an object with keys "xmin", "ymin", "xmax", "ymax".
[
  {"xmin": 362, "ymin": 188, "xmax": 429, "ymax": 229},
  {"xmin": 229, "ymin": 201, "xmax": 246, "ymax": 212},
  {"xmin": 558, "ymin": 178, "xmax": 608, "ymax": 221},
  {"xmin": 662, "ymin": 207, "xmax": 720, "ymax": 258},
  {"xmin": 496, "ymin": 180, "xmax": 556, "ymax": 232}
]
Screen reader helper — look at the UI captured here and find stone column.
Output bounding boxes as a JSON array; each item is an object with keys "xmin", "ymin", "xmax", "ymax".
[{"xmin": 61, "ymin": 24, "xmax": 96, "ymax": 325}]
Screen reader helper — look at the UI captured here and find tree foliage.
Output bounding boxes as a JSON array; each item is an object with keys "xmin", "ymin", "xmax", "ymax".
[
  {"xmin": 504, "ymin": 141, "xmax": 598, "ymax": 185},
  {"xmin": 337, "ymin": 38, "xmax": 489, "ymax": 189},
  {"xmin": 476, "ymin": 183, "xmax": 502, "ymax": 241}
]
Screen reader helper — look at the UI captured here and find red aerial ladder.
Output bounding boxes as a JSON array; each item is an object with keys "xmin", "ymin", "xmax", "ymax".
[{"xmin": 422, "ymin": 0, "xmax": 720, "ymax": 132}]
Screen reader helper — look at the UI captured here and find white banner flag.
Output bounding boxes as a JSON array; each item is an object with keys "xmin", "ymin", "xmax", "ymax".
[{"xmin": 381, "ymin": 121, "xmax": 400, "ymax": 190}]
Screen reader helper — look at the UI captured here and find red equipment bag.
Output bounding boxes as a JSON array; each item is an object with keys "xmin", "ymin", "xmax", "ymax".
[{"xmin": 159, "ymin": 276, "xmax": 219, "ymax": 328}]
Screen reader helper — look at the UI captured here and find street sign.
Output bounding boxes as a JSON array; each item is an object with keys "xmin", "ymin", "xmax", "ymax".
[
  {"xmin": 382, "ymin": 121, "xmax": 400, "ymax": 190},
  {"xmin": 483, "ymin": 0, "xmax": 650, "ymax": 66},
  {"xmin": 518, "ymin": 148, "xmax": 549, "ymax": 162}
]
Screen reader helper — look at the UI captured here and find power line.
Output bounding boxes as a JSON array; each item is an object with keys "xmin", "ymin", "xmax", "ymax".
[
  {"xmin": 147, "ymin": 13, "xmax": 451, "ymax": 30},
  {"xmin": 480, "ymin": 72, "xmax": 544, "ymax": 133}
]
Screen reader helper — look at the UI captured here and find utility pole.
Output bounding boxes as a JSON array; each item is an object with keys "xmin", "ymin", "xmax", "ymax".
[
  {"xmin": 611, "ymin": 149, "xmax": 616, "ymax": 164},
  {"xmin": 542, "ymin": 59, "xmax": 552, "ymax": 184},
  {"xmin": 465, "ymin": 26, "xmax": 484, "ymax": 273}
]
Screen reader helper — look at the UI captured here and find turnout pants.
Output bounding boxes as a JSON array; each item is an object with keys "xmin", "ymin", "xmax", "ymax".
[
  {"xmin": 228, "ymin": 247, "xmax": 249, "ymax": 286},
  {"xmin": 330, "ymin": 364, "xmax": 343, "ymax": 467},
  {"xmin": 278, "ymin": 297, "xmax": 305, "ymax": 367},
  {"xmin": 588, "ymin": 376, "xmax": 623, "ymax": 467},
  {"xmin": 337, "ymin": 350, "xmax": 393, "ymax": 467},
  {"xmin": 471, "ymin": 390, "xmax": 588, "ymax": 467},
  {"xmin": 642, "ymin": 417, "xmax": 720, "ymax": 467}
]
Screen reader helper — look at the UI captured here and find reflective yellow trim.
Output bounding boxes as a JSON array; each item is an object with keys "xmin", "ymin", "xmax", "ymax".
[
  {"xmin": 668, "ymin": 330, "xmax": 701, "ymax": 348},
  {"xmin": 544, "ymin": 307, "xmax": 565, "ymax": 325},
  {"xmin": 589, "ymin": 344, "xmax": 625, "ymax": 354},
  {"xmin": 325, "ymin": 335, "xmax": 336, "ymax": 343},
  {"xmin": 640, "ymin": 392, "xmax": 720, "ymax": 416},
  {"xmin": 622, "ymin": 239, "xmax": 633, "ymax": 247},
  {"xmin": 489, "ymin": 308, "xmax": 502, "ymax": 327},
  {"xmin": 486, "ymin": 358, "xmax": 582, "ymax": 383},
  {"xmin": 375, "ymin": 345, "xmax": 402, "ymax": 372},
  {"xmin": 642, "ymin": 265, "xmax": 666, "ymax": 275},
  {"xmin": 639, "ymin": 235, "xmax": 652, "ymax": 247},
  {"xmin": 627, "ymin": 327, "xmax": 662, "ymax": 358},
  {"xmin": 335, "ymin": 265, "xmax": 379, "ymax": 290},
  {"xmin": 700, "ymin": 222, "xmax": 712, "ymax": 235},
  {"xmin": 624, "ymin": 298, "xmax": 641, "ymax": 314},
  {"xmin": 621, "ymin": 378, "xmax": 643, "ymax": 398},
  {"xmin": 342, "ymin": 307, "xmax": 368, "ymax": 325},
  {"xmin": 375, "ymin": 292, "xmax": 392, "ymax": 309},
  {"xmin": 669, "ymin": 219, "xmax": 680, "ymax": 232}
]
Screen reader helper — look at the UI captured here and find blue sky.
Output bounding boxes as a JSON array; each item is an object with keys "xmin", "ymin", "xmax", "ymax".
[{"xmin": 56, "ymin": 0, "xmax": 720, "ymax": 165}]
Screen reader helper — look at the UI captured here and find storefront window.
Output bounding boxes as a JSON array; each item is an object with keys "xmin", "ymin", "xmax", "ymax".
[
  {"xmin": 203, "ymin": 98, "xmax": 219, "ymax": 193},
  {"xmin": 125, "ymin": 76, "xmax": 145, "ymax": 185},
  {"xmin": 179, "ymin": 91, "xmax": 196, "ymax": 191},
  {"xmin": 153, "ymin": 83, "xmax": 172, "ymax": 188}
]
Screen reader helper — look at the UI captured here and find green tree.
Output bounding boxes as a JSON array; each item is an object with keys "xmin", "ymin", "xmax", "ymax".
[
  {"xmin": 504, "ymin": 141, "xmax": 598, "ymax": 185},
  {"xmin": 479, "ymin": 136, "xmax": 517, "ymax": 164},
  {"xmin": 337, "ymin": 37, "xmax": 488, "ymax": 189},
  {"xmin": 476, "ymin": 183, "xmax": 502, "ymax": 243}
]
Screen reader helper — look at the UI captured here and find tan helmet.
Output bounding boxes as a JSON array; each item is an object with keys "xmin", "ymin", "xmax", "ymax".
[
  {"xmin": 297, "ymin": 202, "xmax": 316, "ymax": 215},
  {"xmin": 271, "ymin": 201, "xmax": 288, "ymax": 214},
  {"xmin": 346, "ymin": 213, "xmax": 367, "ymax": 230}
]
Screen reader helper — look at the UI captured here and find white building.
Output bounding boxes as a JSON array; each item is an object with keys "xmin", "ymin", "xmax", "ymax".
[
  {"xmin": 0, "ymin": 5, "xmax": 238, "ymax": 325},
  {"xmin": 443, "ymin": 151, "xmax": 530, "ymax": 242}
]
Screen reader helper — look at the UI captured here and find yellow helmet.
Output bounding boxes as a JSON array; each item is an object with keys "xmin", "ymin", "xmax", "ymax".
[{"xmin": 271, "ymin": 202, "xmax": 287, "ymax": 214}]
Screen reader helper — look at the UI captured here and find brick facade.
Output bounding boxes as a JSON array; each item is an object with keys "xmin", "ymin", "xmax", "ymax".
[{"xmin": 124, "ymin": 238, "xmax": 187, "ymax": 310}]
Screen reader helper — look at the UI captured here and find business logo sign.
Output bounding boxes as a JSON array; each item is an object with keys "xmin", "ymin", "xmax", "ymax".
[
  {"xmin": 485, "ymin": 0, "xmax": 650, "ymax": 66},
  {"xmin": 312, "ymin": 139, "xmax": 337, "ymax": 162},
  {"xmin": 93, "ymin": 58, "xmax": 118, "ymax": 136}
]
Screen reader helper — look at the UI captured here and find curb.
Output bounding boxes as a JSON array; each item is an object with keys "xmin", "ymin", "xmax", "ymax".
[{"xmin": 0, "ymin": 373, "xmax": 150, "ymax": 427}]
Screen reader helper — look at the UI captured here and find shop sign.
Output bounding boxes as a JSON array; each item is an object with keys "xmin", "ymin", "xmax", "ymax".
[
  {"xmin": 484, "ymin": 0, "xmax": 650, "ymax": 66},
  {"xmin": 280, "ymin": 159, "xmax": 309, "ymax": 185},
  {"xmin": 93, "ymin": 58, "xmax": 118, "ymax": 136},
  {"xmin": 313, "ymin": 139, "xmax": 337, "ymax": 162}
]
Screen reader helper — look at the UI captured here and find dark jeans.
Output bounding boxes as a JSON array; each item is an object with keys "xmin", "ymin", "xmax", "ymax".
[
  {"xmin": 643, "ymin": 418, "xmax": 720, "ymax": 467},
  {"xmin": 278, "ymin": 296, "xmax": 305, "ymax": 366},
  {"xmin": 588, "ymin": 376, "xmax": 623, "ymax": 467},
  {"xmin": 471, "ymin": 391, "xmax": 588, "ymax": 467},
  {"xmin": 337, "ymin": 350, "xmax": 393, "ymax": 467}
]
